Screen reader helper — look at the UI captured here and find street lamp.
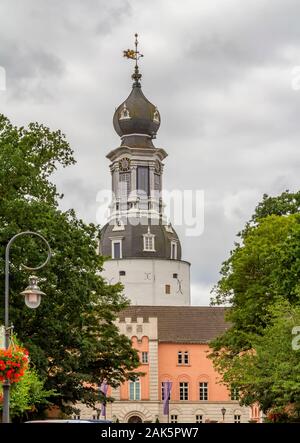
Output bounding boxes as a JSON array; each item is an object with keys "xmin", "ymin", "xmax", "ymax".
[
  {"xmin": 221, "ymin": 407, "xmax": 226, "ymax": 422},
  {"xmin": 2, "ymin": 231, "xmax": 51, "ymax": 423},
  {"xmin": 20, "ymin": 275, "xmax": 46, "ymax": 309}
]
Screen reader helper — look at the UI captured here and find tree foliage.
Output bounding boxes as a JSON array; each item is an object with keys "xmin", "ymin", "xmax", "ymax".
[
  {"xmin": 0, "ymin": 114, "xmax": 139, "ymax": 416},
  {"xmin": 211, "ymin": 300, "xmax": 300, "ymax": 418},
  {"xmin": 3, "ymin": 366, "xmax": 57, "ymax": 420},
  {"xmin": 210, "ymin": 191, "xmax": 300, "ymax": 418}
]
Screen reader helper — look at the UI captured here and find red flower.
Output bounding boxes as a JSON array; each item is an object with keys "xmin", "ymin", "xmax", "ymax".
[{"xmin": 0, "ymin": 345, "xmax": 29, "ymax": 384}]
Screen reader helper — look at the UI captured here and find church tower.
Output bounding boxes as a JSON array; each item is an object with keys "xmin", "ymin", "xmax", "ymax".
[{"xmin": 100, "ymin": 34, "xmax": 190, "ymax": 306}]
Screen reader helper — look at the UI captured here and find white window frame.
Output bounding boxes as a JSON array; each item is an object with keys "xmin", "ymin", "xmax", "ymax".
[
  {"xmin": 183, "ymin": 351, "xmax": 189, "ymax": 365},
  {"xmin": 179, "ymin": 382, "xmax": 189, "ymax": 401},
  {"xmin": 143, "ymin": 233, "xmax": 155, "ymax": 251},
  {"xmin": 170, "ymin": 241, "xmax": 178, "ymax": 259},
  {"xmin": 178, "ymin": 350, "xmax": 189, "ymax": 365},
  {"xmin": 129, "ymin": 379, "xmax": 141, "ymax": 401},
  {"xmin": 141, "ymin": 351, "xmax": 148, "ymax": 364},
  {"xmin": 170, "ymin": 415, "xmax": 178, "ymax": 423},
  {"xmin": 112, "ymin": 240, "xmax": 122, "ymax": 259},
  {"xmin": 110, "ymin": 237, "xmax": 124, "ymax": 259},
  {"xmin": 199, "ymin": 382, "xmax": 208, "ymax": 401},
  {"xmin": 177, "ymin": 351, "xmax": 183, "ymax": 365}
]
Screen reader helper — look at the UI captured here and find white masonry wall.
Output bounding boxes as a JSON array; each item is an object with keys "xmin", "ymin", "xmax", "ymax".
[{"xmin": 102, "ymin": 258, "xmax": 190, "ymax": 306}]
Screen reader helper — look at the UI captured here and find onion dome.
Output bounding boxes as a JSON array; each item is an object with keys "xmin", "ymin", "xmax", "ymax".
[
  {"xmin": 113, "ymin": 33, "xmax": 160, "ymax": 141},
  {"xmin": 113, "ymin": 86, "xmax": 160, "ymax": 139}
]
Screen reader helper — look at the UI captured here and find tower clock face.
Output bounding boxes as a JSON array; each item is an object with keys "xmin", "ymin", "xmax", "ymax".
[
  {"xmin": 119, "ymin": 157, "xmax": 130, "ymax": 172},
  {"xmin": 155, "ymin": 160, "xmax": 161, "ymax": 174}
]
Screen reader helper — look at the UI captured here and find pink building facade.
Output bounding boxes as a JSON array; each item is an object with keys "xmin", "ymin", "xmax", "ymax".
[{"xmin": 79, "ymin": 307, "xmax": 256, "ymax": 423}]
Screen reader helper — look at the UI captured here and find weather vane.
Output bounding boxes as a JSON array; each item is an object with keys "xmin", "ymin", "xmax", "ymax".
[{"xmin": 123, "ymin": 33, "xmax": 144, "ymax": 86}]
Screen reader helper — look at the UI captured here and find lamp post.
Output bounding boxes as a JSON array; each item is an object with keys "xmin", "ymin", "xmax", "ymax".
[
  {"xmin": 221, "ymin": 407, "xmax": 226, "ymax": 422},
  {"xmin": 2, "ymin": 231, "xmax": 51, "ymax": 423}
]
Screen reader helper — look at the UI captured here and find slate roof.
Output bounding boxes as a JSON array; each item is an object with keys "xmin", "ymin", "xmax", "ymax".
[
  {"xmin": 101, "ymin": 222, "xmax": 182, "ymax": 260},
  {"xmin": 118, "ymin": 306, "xmax": 229, "ymax": 343}
]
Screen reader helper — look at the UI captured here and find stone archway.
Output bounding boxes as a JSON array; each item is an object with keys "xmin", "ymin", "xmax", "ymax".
[
  {"xmin": 128, "ymin": 415, "xmax": 143, "ymax": 423},
  {"xmin": 121, "ymin": 405, "xmax": 153, "ymax": 423}
]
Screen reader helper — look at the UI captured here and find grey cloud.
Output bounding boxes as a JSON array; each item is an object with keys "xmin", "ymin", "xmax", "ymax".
[{"xmin": 1, "ymin": 0, "xmax": 300, "ymax": 305}]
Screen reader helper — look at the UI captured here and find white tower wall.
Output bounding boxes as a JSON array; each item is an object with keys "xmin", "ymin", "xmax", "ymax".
[{"xmin": 102, "ymin": 258, "xmax": 190, "ymax": 306}]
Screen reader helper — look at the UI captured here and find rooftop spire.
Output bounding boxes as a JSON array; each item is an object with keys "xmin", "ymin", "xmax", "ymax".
[{"xmin": 123, "ymin": 33, "xmax": 144, "ymax": 87}]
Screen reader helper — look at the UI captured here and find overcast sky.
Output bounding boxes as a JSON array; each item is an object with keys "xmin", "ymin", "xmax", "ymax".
[{"xmin": 1, "ymin": 0, "xmax": 300, "ymax": 305}]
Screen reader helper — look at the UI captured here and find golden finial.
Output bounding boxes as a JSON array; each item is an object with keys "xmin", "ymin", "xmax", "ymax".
[{"xmin": 123, "ymin": 33, "xmax": 144, "ymax": 86}]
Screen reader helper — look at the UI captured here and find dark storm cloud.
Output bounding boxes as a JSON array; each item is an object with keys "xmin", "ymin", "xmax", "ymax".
[{"xmin": 1, "ymin": 0, "xmax": 300, "ymax": 304}]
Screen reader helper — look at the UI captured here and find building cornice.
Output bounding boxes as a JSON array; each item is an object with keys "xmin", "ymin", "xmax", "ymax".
[{"xmin": 106, "ymin": 145, "xmax": 168, "ymax": 162}]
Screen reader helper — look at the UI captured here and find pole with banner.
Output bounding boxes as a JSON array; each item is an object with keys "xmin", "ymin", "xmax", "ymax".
[{"xmin": 163, "ymin": 381, "xmax": 172, "ymax": 423}]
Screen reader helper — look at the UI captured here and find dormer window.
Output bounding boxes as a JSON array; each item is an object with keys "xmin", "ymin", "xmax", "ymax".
[
  {"xmin": 143, "ymin": 227, "xmax": 155, "ymax": 252},
  {"xmin": 109, "ymin": 236, "xmax": 124, "ymax": 259},
  {"xmin": 119, "ymin": 103, "xmax": 131, "ymax": 120},
  {"xmin": 153, "ymin": 107, "xmax": 160, "ymax": 123}
]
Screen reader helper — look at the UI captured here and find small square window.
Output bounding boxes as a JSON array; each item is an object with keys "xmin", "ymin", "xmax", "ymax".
[
  {"xmin": 119, "ymin": 270, "xmax": 126, "ymax": 276},
  {"xmin": 178, "ymin": 351, "xmax": 189, "ymax": 365}
]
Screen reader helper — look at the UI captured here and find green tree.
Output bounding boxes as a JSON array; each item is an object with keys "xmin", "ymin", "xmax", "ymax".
[
  {"xmin": 1, "ymin": 367, "xmax": 56, "ymax": 421},
  {"xmin": 0, "ymin": 114, "xmax": 139, "ymax": 416},
  {"xmin": 250, "ymin": 190, "xmax": 300, "ymax": 222},
  {"xmin": 210, "ymin": 191, "xmax": 300, "ymax": 416},
  {"xmin": 212, "ymin": 213, "xmax": 300, "ymax": 348},
  {"xmin": 212, "ymin": 301, "xmax": 300, "ymax": 420}
]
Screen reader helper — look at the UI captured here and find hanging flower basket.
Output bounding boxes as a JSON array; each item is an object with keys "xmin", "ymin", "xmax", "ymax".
[{"xmin": 0, "ymin": 345, "xmax": 29, "ymax": 384}]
